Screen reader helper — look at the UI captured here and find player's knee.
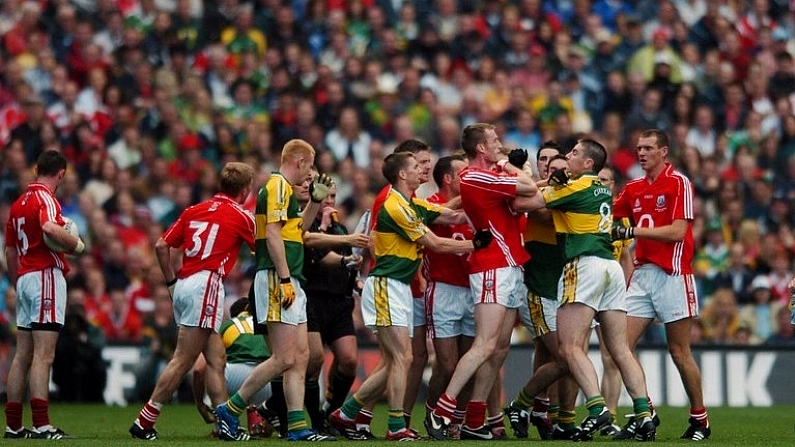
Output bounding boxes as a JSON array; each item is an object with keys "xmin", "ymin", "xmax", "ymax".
[
  {"xmin": 396, "ymin": 348, "xmax": 413, "ymax": 368},
  {"xmin": 557, "ymin": 343, "xmax": 580, "ymax": 363},
  {"xmin": 434, "ymin": 355, "xmax": 457, "ymax": 379},
  {"xmin": 272, "ymin": 352, "xmax": 297, "ymax": 372},
  {"xmin": 471, "ymin": 337, "xmax": 498, "ymax": 357},
  {"xmin": 336, "ymin": 353, "xmax": 358, "ymax": 376},
  {"xmin": 412, "ymin": 347, "xmax": 428, "ymax": 364},
  {"xmin": 667, "ymin": 343, "xmax": 692, "ymax": 366}
]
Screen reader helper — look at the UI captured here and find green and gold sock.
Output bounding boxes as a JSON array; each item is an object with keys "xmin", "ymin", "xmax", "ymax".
[
  {"xmin": 226, "ymin": 393, "xmax": 247, "ymax": 416},
  {"xmin": 339, "ymin": 394, "xmax": 365, "ymax": 420},
  {"xmin": 514, "ymin": 389, "xmax": 534, "ymax": 410},
  {"xmin": 632, "ymin": 397, "xmax": 651, "ymax": 420},
  {"xmin": 585, "ymin": 395, "xmax": 606, "ymax": 418},
  {"xmin": 558, "ymin": 410, "xmax": 577, "ymax": 430},
  {"xmin": 287, "ymin": 409, "xmax": 308, "ymax": 432},
  {"xmin": 387, "ymin": 408, "xmax": 406, "ymax": 433},
  {"xmin": 549, "ymin": 405, "xmax": 560, "ymax": 425}
]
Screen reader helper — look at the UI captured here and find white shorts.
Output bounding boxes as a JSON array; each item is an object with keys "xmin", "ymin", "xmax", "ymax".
[
  {"xmin": 361, "ymin": 276, "xmax": 413, "ymax": 337},
  {"xmin": 16, "ymin": 268, "xmax": 66, "ymax": 328},
  {"xmin": 226, "ymin": 362, "xmax": 272, "ymax": 404},
  {"xmin": 521, "ymin": 291, "xmax": 558, "ymax": 338},
  {"xmin": 253, "ymin": 269, "xmax": 307, "ymax": 326},
  {"xmin": 413, "ymin": 297, "xmax": 425, "ymax": 328},
  {"xmin": 626, "ymin": 264, "xmax": 699, "ymax": 323},
  {"xmin": 469, "ymin": 266, "xmax": 524, "ymax": 309},
  {"xmin": 559, "ymin": 256, "xmax": 625, "ymax": 312},
  {"xmin": 425, "ymin": 281, "xmax": 475, "ymax": 339},
  {"xmin": 173, "ymin": 271, "xmax": 226, "ymax": 332}
]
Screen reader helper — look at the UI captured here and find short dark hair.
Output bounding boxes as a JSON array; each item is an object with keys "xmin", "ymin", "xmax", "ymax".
[
  {"xmin": 537, "ymin": 140, "xmax": 562, "ymax": 160},
  {"xmin": 230, "ymin": 298, "xmax": 249, "ymax": 318},
  {"xmin": 382, "ymin": 152, "xmax": 414, "ymax": 184},
  {"xmin": 639, "ymin": 129, "xmax": 669, "ymax": 150},
  {"xmin": 393, "ymin": 139, "xmax": 430, "ymax": 155},
  {"xmin": 578, "ymin": 138, "xmax": 607, "ymax": 173},
  {"xmin": 36, "ymin": 150, "xmax": 67, "ymax": 177},
  {"xmin": 432, "ymin": 154, "xmax": 465, "ymax": 188},
  {"xmin": 460, "ymin": 123, "xmax": 495, "ymax": 159}
]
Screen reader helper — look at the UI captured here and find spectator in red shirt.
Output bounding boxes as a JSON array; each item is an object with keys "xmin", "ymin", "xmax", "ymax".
[
  {"xmin": 167, "ymin": 133, "xmax": 210, "ymax": 183},
  {"xmin": 95, "ymin": 286, "xmax": 143, "ymax": 342}
]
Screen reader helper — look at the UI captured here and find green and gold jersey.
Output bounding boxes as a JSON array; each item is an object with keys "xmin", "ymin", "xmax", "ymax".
[
  {"xmin": 220, "ymin": 312, "xmax": 271, "ymax": 364},
  {"xmin": 542, "ymin": 174, "xmax": 614, "ymax": 262},
  {"xmin": 370, "ymin": 189, "xmax": 441, "ymax": 284},
  {"xmin": 523, "ymin": 215, "xmax": 564, "ymax": 299},
  {"xmin": 255, "ymin": 172, "xmax": 305, "ymax": 280}
]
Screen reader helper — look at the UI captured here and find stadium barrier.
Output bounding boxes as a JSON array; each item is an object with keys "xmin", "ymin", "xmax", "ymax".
[{"xmin": 100, "ymin": 344, "xmax": 793, "ymax": 406}]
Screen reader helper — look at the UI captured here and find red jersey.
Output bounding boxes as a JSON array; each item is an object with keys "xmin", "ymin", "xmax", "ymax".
[
  {"xmin": 459, "ymin": 166, "xmax": 530, "ymax": 273},
  {"xmin": 163, "ymin": 193, "xmax": 255, "ymax": 279},
  {"xmin": 613, "ymin": 163, "xmax": 694, "ymax": 275},
  {"xmin": 422, "ymin": 192, "xmax": 472, "ymax": 288},
  {"xmin": 5, "ymin": 183, "xmax": 69, "ymax": 275},
  {"xmin": 368, "ymin": 185, "xmax": 392, "ymax": 271}
]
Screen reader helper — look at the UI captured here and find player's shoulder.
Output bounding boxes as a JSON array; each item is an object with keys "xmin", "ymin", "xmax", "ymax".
[
  {"xmin": 459, "ymin": 165, "xmax": 493, "ymax": 180},
  {"xmin": 426, "ymin": 192, "xmax": 445, "ymax": 205}
]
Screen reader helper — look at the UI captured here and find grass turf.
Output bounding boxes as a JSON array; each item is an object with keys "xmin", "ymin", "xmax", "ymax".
[{"xmin": 14, "ymin": 403, "xmax": 794, "ymax": 445}]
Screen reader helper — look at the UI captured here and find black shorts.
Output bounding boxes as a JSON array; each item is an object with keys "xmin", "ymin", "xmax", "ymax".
[
  {"xmin": 306, "ymin": 291, "xmax": 355, "ymax": 344},
  {"xmin": 248, "ymin": 280, "xmax": 268, "ymax": 336}
]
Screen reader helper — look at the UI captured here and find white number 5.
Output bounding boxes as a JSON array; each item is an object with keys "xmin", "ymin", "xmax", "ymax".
[
  {"xmin": 14, "ymin": 218, "xmax": 28, "ymax": 255},
  {"xmin": 185, "ymin": 221, "xmax": 219, "ymax": 260}
]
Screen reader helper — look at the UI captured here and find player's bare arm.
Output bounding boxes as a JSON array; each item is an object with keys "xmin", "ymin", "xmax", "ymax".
[
  {"xmin": 515, "ymin": 192, "xmax": 547, "ymax": 213},
  {"xmin": 442, "ymin": 195, "xmax": 462, "ymax": 209},
  {"xmin": 154, "ymin": 237, "xmax": 175, "ymax": 283},
  {"xmin": 4, "ymin": 246, "xmax": 18, "ymax": 282},
  {"xmin": 632, "ymin": 218, "xmax": 689, "ymax": 242},
  {"xmin": 42, "ymin": 220, "xmax": 82, "ymax": 252},
  {"xmin": 501, "ymin": 162, "xmax": 539, "ymax": 197},
  {"xmin": 302, "ymin": 201, "xmax": 323, "ymax": 232},
  {"xmin": 418, "ymin": 229, "xmax": 483, "ymax": 254},
  {"xmin": 432, "ymin": 206, "xmax": 468, "ymax": 225},
  {"xmin": 304, "ymin": 232, "xmax": 370, "ymax": 249},
  {"xmin": 265, "ymin": 221, "xmax": 291, "ymax": 279}
]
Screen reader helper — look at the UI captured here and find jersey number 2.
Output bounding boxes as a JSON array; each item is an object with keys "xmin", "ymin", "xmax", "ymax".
[{"xmin": 185, "ymin": 221, "xmax": 219, "ymax": 260}]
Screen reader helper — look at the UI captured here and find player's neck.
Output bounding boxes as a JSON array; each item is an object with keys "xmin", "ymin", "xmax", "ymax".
[
  {"xmin": 646, "ymin": 164, "xmax": 666, "ymax": 182},
  {"xmin": 470, "ymin": 157, "xmax": 493, "ymax": 170},
  {"xmin": 438, "ymin": 187, "xmax": 453, "ymax": 201},
  {"xmin": 34, "ymin": 177, "xmax": 57, "ymax": 193},
  {"xmin": 393, "ymin": 182, "xmax": 414, "ymax": 199}
]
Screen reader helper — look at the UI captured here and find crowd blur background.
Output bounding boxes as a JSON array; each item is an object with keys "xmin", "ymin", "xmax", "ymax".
[{"xmin": 1, "ymin": 0, "xmax": 795, "ymax": 402}]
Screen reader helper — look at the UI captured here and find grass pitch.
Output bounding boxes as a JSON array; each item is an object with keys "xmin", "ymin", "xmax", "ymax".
[{"xmin": 16, "ymin": 403, "xmax": 795, "ymax": 445}]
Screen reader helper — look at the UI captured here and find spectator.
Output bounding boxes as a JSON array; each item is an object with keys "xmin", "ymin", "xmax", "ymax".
[
  {"xmin": 325, "ymin": 106, "xmax": 372, "ymax": 169},
  {"xmin": 94, "ymin": 285, "xmax": 143, "ymax": 342},
  {"xmin": 739, "ymin": 275, "xmax": 782, "ymax": 342},
  {"xmin": 764, "ymin": 305, "xmax": 795, "ymax": 346},
  {"xmin": 713, "ymin": 242, "xmax": 755, "ymax": 304},
  {"xmin": 701, "ymin": 287, "xmax": 740, "ymax": 345}
]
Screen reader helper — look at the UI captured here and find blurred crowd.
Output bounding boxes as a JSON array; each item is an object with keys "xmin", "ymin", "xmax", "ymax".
[{"xmin": 3, "ymin": 0, "xmax": 795, "ymax": 399}]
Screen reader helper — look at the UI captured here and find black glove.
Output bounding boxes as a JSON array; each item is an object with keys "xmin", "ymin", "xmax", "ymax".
[
  {"xmin": 611, "ymin": 225, "xmax": 635, "ymax": 240},
  {"xmin": 548, "ymin": 168, "xmax": 570, "ymax": 186},
  {"xmin": 472, "ymin": 229, "xmax": 493, "ymax": 250},
  {"xmin": 508, "ymin": 148, "xmax": 529, "ymax": 168}
]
